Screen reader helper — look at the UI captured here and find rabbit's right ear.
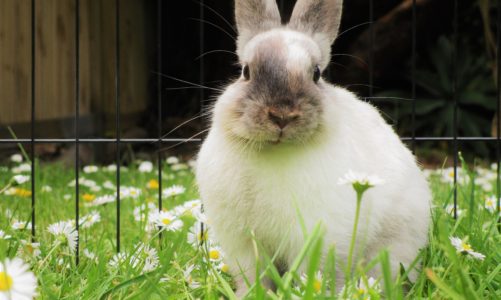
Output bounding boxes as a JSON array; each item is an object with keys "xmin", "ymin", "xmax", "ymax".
[
  {"xmin": 235, "ymin": 0, "xmax": 281, "ymax": 57},
  {"xmin": 288, "ymin": 0, "xmax": 343, "ymax": 69}
]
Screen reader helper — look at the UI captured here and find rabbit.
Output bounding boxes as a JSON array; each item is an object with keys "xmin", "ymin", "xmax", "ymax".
[{"xmin": 195, "ymin": 0, "xmax": 431, "ymax": 296}]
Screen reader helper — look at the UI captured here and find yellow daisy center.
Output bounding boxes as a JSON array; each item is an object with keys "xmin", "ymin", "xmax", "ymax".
[
  {"xmin": 15, "ymin": 188, "xmax": 32, "ymax": 197},
  {"xmin": 130, "ymin": 190, "xmax": 137, "ymax": 195},
  {"xmin": 448, "ymin": 171, "xmax": 454, "ymax": 178},
  {"xmin": 147, "ymin": 180, "xmax": 159, "ymax": 189},
  {"xmin": 0, "ymin": 272, "xmax": 13, "ymax": 291},
  {"xmin": 313, "ymin": 279, "xmax": 322, "ymax": 293},
  {"xmin": 82, "ymin": 194, "xmax": 95, "ymax": 202},
  {"xmin": 209, "ymin": 249, "xmax": 220, "ymax": 260},
  {"xmin": 162, "ymin": 218, "xmax": 171, "ymax": 225},
  {"xmin": 197, "ymin": 232, "xmax": 208, "ymax": 242},
  {"xmin": 220, "ymin": 264, "xmax": 229, "ymax": 273},
  {"xmin": 461, "ymin": 242, "xmax": 472, "ymax": 251},
  {"xmin": 486, "ymin": 200, "xmax": 493, "ymax": 206}
]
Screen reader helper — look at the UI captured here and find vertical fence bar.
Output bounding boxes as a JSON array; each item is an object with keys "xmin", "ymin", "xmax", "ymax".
[
  {"xmin": 411, "ymin": 0, "xmax": 417, "ymax": 153},
  {"xmin": 30, "ymin": 0, "xmax": 36, "ymax": 240},
  {"xmin": 452, "ymin": 0, "xmax": 458, "ymax": 219},
  {"xmin": 497, "ymin": 0, "xmax": 501, "ymax": 224},
  {"xmin": 199, "ymin": 0, "xmax": 206, "ymax": 241},
  {"xmin": 368, "ymin": 0, "xmax": 374, "ymax": 97},
  {"xmin": 115, "ymin": 0, "xmax": 121, "ymax": 253},
  {"xmin": 75, "ymin": 0, "xmax": 81, "ymax": 265},
  {"xmin": 157, "ymin": 0, "xmax": 163, "ymax": 228},
  {"xmin": 199, "ymin": 1, "xmax": 205, "ymax": 113}
]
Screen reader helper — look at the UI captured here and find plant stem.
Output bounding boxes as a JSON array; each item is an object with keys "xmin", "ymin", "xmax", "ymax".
[{"xmin": 346, "ymin": 191, "xmax": 363, "ymax": 280}]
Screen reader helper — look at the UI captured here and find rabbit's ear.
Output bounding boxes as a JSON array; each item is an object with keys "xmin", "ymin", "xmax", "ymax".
[
  {"xmin": 235, "ymin": 0, "xmax": 281, "ymax": 56},
  {"xmin": 288, "ymin": 0, "xmax": 343, "ymax": 68}
]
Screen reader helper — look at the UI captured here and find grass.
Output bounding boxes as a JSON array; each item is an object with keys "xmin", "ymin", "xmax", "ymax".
[{"xmin": 0, "ymin": 155, "xmax": 500, "ymax": 299}]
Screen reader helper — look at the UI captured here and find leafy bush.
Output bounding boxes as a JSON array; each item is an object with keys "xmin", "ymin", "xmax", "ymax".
[{"xmin": 377, "ymin": 36, "xmax": 496, "ymax": 157}]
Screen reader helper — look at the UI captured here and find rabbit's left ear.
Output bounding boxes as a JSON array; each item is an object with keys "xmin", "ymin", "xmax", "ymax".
[
  {"xmin": 235, "ymin": 0, "xmax": 281, "ymax": 57},
  {"xmin": 288, "ymin": 0, "xmax": 343, "ymax": 69}
]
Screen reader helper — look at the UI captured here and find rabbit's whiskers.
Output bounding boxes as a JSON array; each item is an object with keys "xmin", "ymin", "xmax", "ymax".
[
  {"xmin": 158, "ymin": 128, "xmax": 210, "ymax": 153},
  {"xmin": 195, "ymin": 0, "xmax": 237, "ymax": 34},
  {"xmin": 190, "ymin": 18, "xmax": 236, "ymax": 41},
  {"xmin": 154, "ymin": 73, "xmax": 225, "ymax": 92}
]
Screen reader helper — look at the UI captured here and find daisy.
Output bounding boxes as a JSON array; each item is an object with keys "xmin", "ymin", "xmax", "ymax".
[
  {"xmin": 440, "ymin": 167, "xmax": 469, "ymax": 185},
  {"xmin": 166, "ymin": 156, "xmax": 179, "ymax": 165},
  {"xmin": 0, "ymin": 230, "xmax": 11, "ymax": 240},
  {"xmin": 187, "ymin": 223, "xmax": 209, "ymax": 247},
  {"xmin": 11, "ymin": 221, "xmax": 32, "ymax": 231},
  {"xmin": 131, "ymin": 243, "xmax": 159, "ymax": 273},
  {"xmin": 171, "ymin": 163, "xmax": 188, "ymax": 171},
  {"xmin": 162, "ymin": 185, "xmax": 186, "ymax": 198},
  {"xmin": 444, "ymin": 204, "xmax": 464, "ymax": 217},
  {"xmin": 11, "ymin": 163, "xmax": 31, "ymax": 174},
  {"xmin": 103, "ymin": 180, "xmax": 115, "ymax": 190},
  {"xmin": 139, "ymin": 161, "xmax": 154, "ymax": 173},
  {"xmin": 41, "ymin": 185, "xmax": 52, "ymax": 193},
  {"xmin": 10, "ymin": 154, "xmax": 23, "ymax": 163},
  {"xmin": 120, "ymin": 187, "xmax": 141, "ymax": 199},
  {"xmin": 3, "ymin": 188, "xmax": 17, "ymax": 196},
  {"xmin": 79, "ymin": 211, "xmax": 101, "ymax": 228},
  {"xmin": 83, "ymin": 249, "xmax": 97, "ymax": 263},
  {"xmin": 338, "ymin": 170, "xmax": 383, "ymax": 194},
  {"xmin": 0, "ymin": 257, "xmax": 37, "ymax": 299},
  {"xmin": 183, "ymin": 264, "xmax": 201, "ymax": 289},
  {"xmin": 300, "ymin": 271, "xmax": 323, "ymax": 294},
  {"xmin": 12, "ymin": 175, "xmax": 29, "ymax": 185},
  {"xmin": 150, "ymin": 211, "xmax": 183, "ymax": 232},
  {"xmin": 356, "ymin": 276, "xmax": 381, "ymax": 298},
  {"xmin": 83, "ymin": 165, "xmax": 99, "ymax": 174},
  {"xmin": 86, "ymin": 194, "xmax": 116, "ymax": 207},
  {"xmin": 104, "ymin": 164, "xmax": 117, "ymax": 172},
  {"xmin": 450, "ymin": 237, "xmax": 485, "ymax": 260},
  {"xmin": 207, "ymin": 246, "xmax": 224, "ymax": 262},
  {"xmin": 191, "ymin": 206, "xmax": 207, "ymax": 223},
  {"xmin": 18, "ymin": 240, "xmax": 41, "ymax": 258},
  {"xmin": 188, "ymin": 159, "xmax": 197, "ymax": 169},
  {"xmin": 63, "ymin": 194, "xmax": 72, "ymax": 200},
  {"xmin": 90, "ymin": 185, "xmax": 102, "ymax": 192},
  {"xmin": 216, "ymin": 262, "xmax": 230, "ymax": 274},
  {"xmin": 484, "ymin": 196, "xmax": 499, "ymax": 214},
  {"xmin": 108, "ymin": 252, "xmax": 128, "ymax": 270},
  {"xmin": 48, "ymin": 221, "xmax": 78, "ymax": 252},
  {"xmin": 146, "ymin": 179, "xmax": 159, "ymax": 190},
  {"xmin": 133, "ymin": 203, "xmax": 157, "ymax": 222}
]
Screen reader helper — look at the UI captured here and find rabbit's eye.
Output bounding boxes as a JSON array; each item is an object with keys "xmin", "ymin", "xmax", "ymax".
[
  {"xmin": 242, "ymin": 65, "xmax": 250, "ymax": 80},
  {"xmin": 313, "ymin": 65, "xmax": 321, "ymax": 83}
]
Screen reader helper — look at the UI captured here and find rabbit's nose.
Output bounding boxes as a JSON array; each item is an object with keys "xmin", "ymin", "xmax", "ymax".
[{"xmin": 268, "ymin": 108, "xmax": 300, "ymax": 129}]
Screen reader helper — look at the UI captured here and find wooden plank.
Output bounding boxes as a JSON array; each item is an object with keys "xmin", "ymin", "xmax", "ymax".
[
  {"xmin": 0, "ymin": 0, "xmax": 149, "ymax": 135},
  {"xmin": 0, "ymin": 0, "xmax": 31, "ymax": 124}
]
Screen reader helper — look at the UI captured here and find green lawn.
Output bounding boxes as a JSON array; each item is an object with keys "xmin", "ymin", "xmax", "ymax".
[{"xmin": 0, "ymin": 155, "xmax": 500, "ymax": 299}]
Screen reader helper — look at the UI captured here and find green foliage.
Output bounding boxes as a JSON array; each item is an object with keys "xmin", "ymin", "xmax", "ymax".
[
  {"xmin": 0, "ymin": 158, "xmax": 500, "ymax": 299},
  {"xmin": 378, "ymin": 36, "xmax": 496, "ymax": 156}
]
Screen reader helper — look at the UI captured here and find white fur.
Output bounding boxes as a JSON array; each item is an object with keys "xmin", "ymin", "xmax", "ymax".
[
  {"xmin": 196, "ymin": 85, "xmax": 431, "ymax": 292},
  {"xmin": 197, "ymin": 0, "xmax": 431, "ymax": 295}
]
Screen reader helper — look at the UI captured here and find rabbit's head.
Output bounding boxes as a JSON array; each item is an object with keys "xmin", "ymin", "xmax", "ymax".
[{"xmin": 214, "ymin": 0, "xmax": 343, "ymax": 147}]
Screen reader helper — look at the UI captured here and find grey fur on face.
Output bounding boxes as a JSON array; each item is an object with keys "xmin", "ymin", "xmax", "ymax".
[{"xmin": 231, "ymin": 34, "xmax": 324, "ymax": 145}]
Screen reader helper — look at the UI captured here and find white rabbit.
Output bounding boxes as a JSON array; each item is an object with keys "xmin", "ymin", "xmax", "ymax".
[{"xmin": 196, "ymin": 0, "xmax": 430, "ymax": 296}]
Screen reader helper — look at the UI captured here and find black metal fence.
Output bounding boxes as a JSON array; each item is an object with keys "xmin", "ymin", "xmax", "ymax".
[{"xmin": 0, "ymin": 0, "xmax": 499, "ymax": 265}]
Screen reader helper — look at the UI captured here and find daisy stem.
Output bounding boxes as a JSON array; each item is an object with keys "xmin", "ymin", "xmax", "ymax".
[
  {"xmin": 0, "ymin": 182, "xmax": 12, "ymax": 194},
  {"xmin": 38, "ymin": 241, "xmax": 61, "ymax": 271},
  {"xmin": 346, "ymin": 191, "xmax": 363, "ymax": 281}
]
